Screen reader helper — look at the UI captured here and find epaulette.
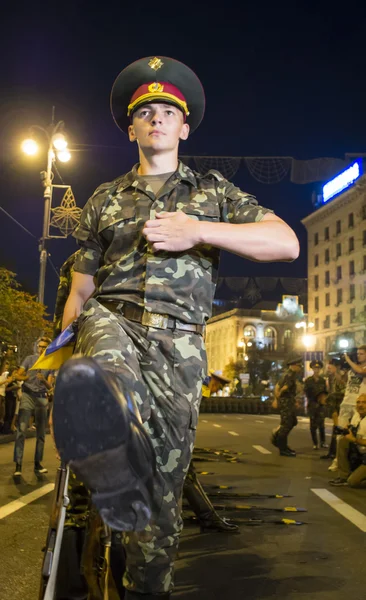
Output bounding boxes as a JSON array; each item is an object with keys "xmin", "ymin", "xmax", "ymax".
[
  {"xmin": 92, "ymin": 174, "xmax": 126, "ymax": 197},
  {"xmin": 202, "ymin": 169, "xmax": 226, "ymax": 182}
]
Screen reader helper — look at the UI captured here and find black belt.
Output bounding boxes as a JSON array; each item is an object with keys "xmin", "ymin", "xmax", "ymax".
[{"xmin": 100, "ymin": 300, "xmax": 205, "ymax": 335}]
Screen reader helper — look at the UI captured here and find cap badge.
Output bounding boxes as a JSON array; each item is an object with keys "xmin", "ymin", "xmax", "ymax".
[
  {"xmin": 148, "ymin": 57, "xmax": 164, "ymax": 71},
  {"xmin": 148, "ymin": 82, "xmax": 164, "ymax": 93}
]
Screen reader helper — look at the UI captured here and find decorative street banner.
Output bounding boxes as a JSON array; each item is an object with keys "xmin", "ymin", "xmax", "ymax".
[{"xmin": 179, "ymin": 155, "xmax": 353, "ymax": 184}]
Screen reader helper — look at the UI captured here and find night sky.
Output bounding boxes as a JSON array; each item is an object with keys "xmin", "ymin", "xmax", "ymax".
[{"xmin": 1, "ymin": 2, "xmax": 366, "ymax": 316}]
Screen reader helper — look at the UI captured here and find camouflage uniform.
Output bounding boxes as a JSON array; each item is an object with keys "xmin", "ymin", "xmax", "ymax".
[
  {"xmin": 304, "ymin": 375, "xmax": 327, "ymax": 446},
  {"xmin": 327, "ymin": 373, "xmax": 346, "ymax": 416},
  {"xmin": 69, "ymin": 160, "xmax": 271, "ymax": 596},
  {"xmin": 276, "ymin": 370, "xmax": 299, "ymax": 450}
]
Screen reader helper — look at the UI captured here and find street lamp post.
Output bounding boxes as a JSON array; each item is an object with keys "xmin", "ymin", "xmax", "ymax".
[
  {"xmin": 295, "ymin": 320, "xmax": 315, "ymax": 378},
  {"xmin": 22, "ymin": 115, "xmax": 71, "ymax": 304}
]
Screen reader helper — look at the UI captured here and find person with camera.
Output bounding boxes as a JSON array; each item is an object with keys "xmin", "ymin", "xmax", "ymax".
[
  {"xmin": 338, "ymin": 346, "xmax": 366, "ymax": 427},
  {"xmin": 304, "ymin": 359, "xmax": 328, "ymax": 450},
  {"xmin": 329, "ymin": 394, "xmax": 366, "ymax": 487},
  {"xmin": 12, "ymin": 337, "xmax": 54, "ymax": 476}
]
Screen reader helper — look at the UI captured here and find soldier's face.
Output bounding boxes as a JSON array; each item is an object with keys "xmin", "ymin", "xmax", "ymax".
[
  {"xmin": 312, "ymin": 367, "xmax": 321, "ymax": 375},
  {"xmin": 327, "ymin": 364, "xmax": 336, "ymax": 374},
  {"xmin": 129, "ymin": 103, "xmax": 190, "ymax": 153}
]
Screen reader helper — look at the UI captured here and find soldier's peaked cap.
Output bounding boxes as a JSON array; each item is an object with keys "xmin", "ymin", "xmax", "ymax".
[
  {"xmin": 310, "ymin": 359, "xmax": 323, "ymax": 369},
  {"xmin": 286, "ymin": 356, "xmax": 303, "ymax": 366},
  {"xmin": 110, "ymin": 56, "xmax": 205, "ymax": 134}
]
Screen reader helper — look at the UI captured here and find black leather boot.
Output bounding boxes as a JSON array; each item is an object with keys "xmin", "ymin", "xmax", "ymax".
[
  {"xmin": 183, "ymin": 467, "xmax": 239, "ymax": 533},
  {"xmin": 53, "ymin": 357, "xmax": 156, "ymax": 532}
]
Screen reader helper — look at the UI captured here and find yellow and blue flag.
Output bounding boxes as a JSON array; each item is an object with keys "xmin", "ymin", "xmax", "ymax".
[{"xmin": 30, "ymin": 324, "xmax": 76, "ymax": 371}]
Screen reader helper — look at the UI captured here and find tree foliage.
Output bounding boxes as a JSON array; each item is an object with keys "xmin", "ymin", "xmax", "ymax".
[{"xmin": 0, "ymin": 268, "xmax": 52, "ymax": 363}]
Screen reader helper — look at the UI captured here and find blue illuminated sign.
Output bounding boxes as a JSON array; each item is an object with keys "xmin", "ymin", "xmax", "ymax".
[{"xmin": 322, "ymin": 161, "xmax": 362, "ymax": 203}]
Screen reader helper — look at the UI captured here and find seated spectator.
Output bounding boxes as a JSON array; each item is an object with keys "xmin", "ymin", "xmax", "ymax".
[{"xmin": 329, "ymin": 394, "xmax": 366, "ymax": 487}]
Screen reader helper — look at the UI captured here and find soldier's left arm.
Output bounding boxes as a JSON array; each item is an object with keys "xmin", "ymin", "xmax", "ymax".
[
  {"xmin": 143, "ymin": 176, "xmax": 299, "ymax": 261},
  {"xmin": 199, "ymin": 178, "xmax": 299, "ymax": 262}
]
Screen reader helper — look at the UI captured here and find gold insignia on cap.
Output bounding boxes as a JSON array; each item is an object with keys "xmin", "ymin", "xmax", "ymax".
[
  {"xmin": 148, "ymin": 57, "xmax": 164, "ymax": 71},
  {"xmin": 148, "ymin": 82, "xmax": 164, "ymax": 93}
]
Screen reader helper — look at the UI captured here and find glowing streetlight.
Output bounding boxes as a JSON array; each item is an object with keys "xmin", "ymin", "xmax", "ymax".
[
  {"xmin": 21, "ymin": 138, "xmax": 38, "ymax": 156},
  {"xmin": 57, "ymin": 149, "xmax": 71, "ymax": 162},
  {"xmin": 302, "ymin": 335, "xmax": 314, "ymax": 349},
  {"xmin": 339, "ymin": 339, "xmax": 349, "ymax": 349},
  {"xmin": 52, "ymin": 132, "xmax": 68, "ymax": 151},
  {"xmin": 20, "ymin": 113, "xmax": 71, "ymax": 303}
]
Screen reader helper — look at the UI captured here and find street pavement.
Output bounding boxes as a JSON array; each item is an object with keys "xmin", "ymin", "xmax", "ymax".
[{"xmin": 0, "ymin": 414, "xmax": 365, "ymax": 600}]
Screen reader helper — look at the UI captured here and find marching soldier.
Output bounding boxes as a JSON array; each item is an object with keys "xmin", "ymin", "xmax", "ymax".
[
  {"xmin": 304, "ymin": 359, "xmax": 328, "ymax": 450},
  {"xmin": 271, "ymin": 357, "xmax": 303, "ymax": 457},
  {"xmin": 51, "ymin": 55, "xmax": 299, "ymax": 599}
]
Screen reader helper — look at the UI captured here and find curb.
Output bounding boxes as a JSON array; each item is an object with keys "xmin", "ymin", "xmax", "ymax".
[{"xmin": 0, "ymin": 430, "xmax": 37, "ymax": 445}]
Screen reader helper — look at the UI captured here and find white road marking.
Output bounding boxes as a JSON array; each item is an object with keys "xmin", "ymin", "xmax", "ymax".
[
  {"xmin": 311, "ymin": 488, "xmax": 366, "ymax": 532},
  {"xmin": 253, "ymin": 445, "xmax": 272, "ymax": 455},
  {"xmin": 236, "ymin": 417, "xmax": 243, "ymax": 420},
  {"xmin": 201, "ymin": 420, "xmax": 208, "ymax": 423},
  {"xmin": 213, "ymin": 424, "xmax": 222, "ymax": 428},
  {"xmin": 228, "ymin": 431, "xmax": 239, "ymax": 436},
  {"xmin": 255, "ymin": 420, "xmax": 264, "ymax": 423},
  {"xmin": 0, "ymin": 483, "xmax": 55, "ymax": 521}
]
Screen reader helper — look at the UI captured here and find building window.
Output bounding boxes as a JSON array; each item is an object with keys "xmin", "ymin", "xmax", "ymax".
[
  {"xmin": 336, "ymin": 243, "xmax": 342, "ymax": 258},
  {"xmin": 264, "ymin": 327, "xmax": 277, "ymax": 351},
  {"xmin": 325, "ymin": 293, "xmax": 330, "ymax": 307},
  {"xmin": 314, "ymin": 254, "xmax": 319, "ymax": 267},
  {"xmin": 337, "ymin": 288, "xmax": 342, "ymax": 305},
  {"xmin": 363, "ymin": 255, "xmax": 366, "ymax": 272},
  {"xmin": 350, "ymin": 284, "xmax": 355, "ymax": 301},
  {"xmin": 336, "ymin": 266, "xmax": 342, "ymax": 281},
  {"xmin": 337, "ymin": 312, "xmax": 343, "ymax": 326},
  {"xmin": 336, "ymin": 220, "xmax": 341, "ymax": 235},
  {"xmin": 284, "ymin": 329, "xmax": 292, "ymax": 349},
  {"xmin": 349, "ymin": 237, "xmax": 354, "ymax": 253},
  {"xmin": 325, "ymin": 248, "xmax": 330, "ymax": 264},
  {"xmin": 324, "ymin": 315, "xmax": 330, "ymax": 328},
  {"xmin": 314, "ymin": 232, "xmax": 319, "ymax": 246},
  {"xmin": 314, "ymin": 297, "xmax": 319, "ymax": 312},
  {"xmin": 324, "ymin": 226, "xmax": 329, "ymax": 241},
  {"xmin": 315, "ymin": 275, "xmax": 319, "ymax": 290},
  {"xmin": 349, "ymin": 260, "xmax": 355, "ymax": 277},
  {"xmin": 350, "ymin": 308, "xmax": 356, "ymax": 323},
  {"xmin": 315, "ymin": 318, "xmax": 319, "ymax": 331},
  {"xmin": 363, "ymin": 231, "xmax": 366, "ymax": 246},
  {"xmin": 243, "ymin": 325, "xmax": 256, "ymax": 338},
  {"xmin": 325, "ymin": 271, "xmax": 330, "ymax": 286},
  {"xmin": 348, "ymin": 213, "xmax": 354, "ymax": 228}
]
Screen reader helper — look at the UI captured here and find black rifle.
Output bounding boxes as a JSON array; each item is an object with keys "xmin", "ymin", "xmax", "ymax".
[{"xmin": 38, "ymin": 462, "xmax": 70, "ymax": 600}]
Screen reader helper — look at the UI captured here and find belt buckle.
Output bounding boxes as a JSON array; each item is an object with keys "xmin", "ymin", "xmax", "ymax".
[{"xmin": 141, "ymin": 311, "xmax": 169, "ymax": 329}]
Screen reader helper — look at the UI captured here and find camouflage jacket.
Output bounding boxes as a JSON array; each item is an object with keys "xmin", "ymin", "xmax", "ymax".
[
  {"xmin": 278, "ymin": 370, "xmax": 299, "ymax": 400},
  {"xmin": 73, "ymin": 161, "xmax": 272, "ymax": 325},
  {"xmin": 304, "ymin": 375, "xmax": 327, "ymax": 403},
  {"xmin": 53, "ymin": 250, "xmax": 79, "ymax": 338}
]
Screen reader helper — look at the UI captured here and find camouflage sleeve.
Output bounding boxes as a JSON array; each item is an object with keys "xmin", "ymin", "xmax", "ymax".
[
  {"xmin": 72, "ymin": 192, "xmax": 103, "ymax": 276},
  {"xmin": 52, "ymin": 253, "xmax": 77, "ymax": 338},
  {"xmin": 214, "ymin": 172, "xmax": 274, "ymax": 224}
]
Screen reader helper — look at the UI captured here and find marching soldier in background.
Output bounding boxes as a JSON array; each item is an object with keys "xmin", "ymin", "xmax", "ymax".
[
  {"xmin": 304, "ymin": 360, "xmax": 328, "ymax": 450},
  {"xmin": 321, "ymin": 358, "xmax": 346, "ymax": 460},
  {"xmin": 185, "ymin": 371, "xmax": 238, "ymax": 533},
  {"xmin": 271, "ymin": 357, "xmax": 303, "ymax": 457}
]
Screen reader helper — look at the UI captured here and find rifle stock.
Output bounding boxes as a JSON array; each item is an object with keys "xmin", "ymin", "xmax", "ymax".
[{"xmin": 39, "ymin": 462, "xmax": 70, "ymax": 600}]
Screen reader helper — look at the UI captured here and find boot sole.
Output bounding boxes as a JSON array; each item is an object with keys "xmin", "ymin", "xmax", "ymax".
[{"xmin": 53, "ymin": 357, "xmax": 155, "ymax": 530}]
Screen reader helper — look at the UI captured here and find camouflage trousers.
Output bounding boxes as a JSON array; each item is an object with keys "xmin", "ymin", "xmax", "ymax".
[
  {"xmin": 277, "ymin": 397, "xmax": 297, "ymax": 449},
  {"xmin": 307, "ymin": 401, "xmax": 325, "ymax": 446},
  {"xmin": 74, "ymin": 298, "xmax": 207, "ymax": 596}
]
